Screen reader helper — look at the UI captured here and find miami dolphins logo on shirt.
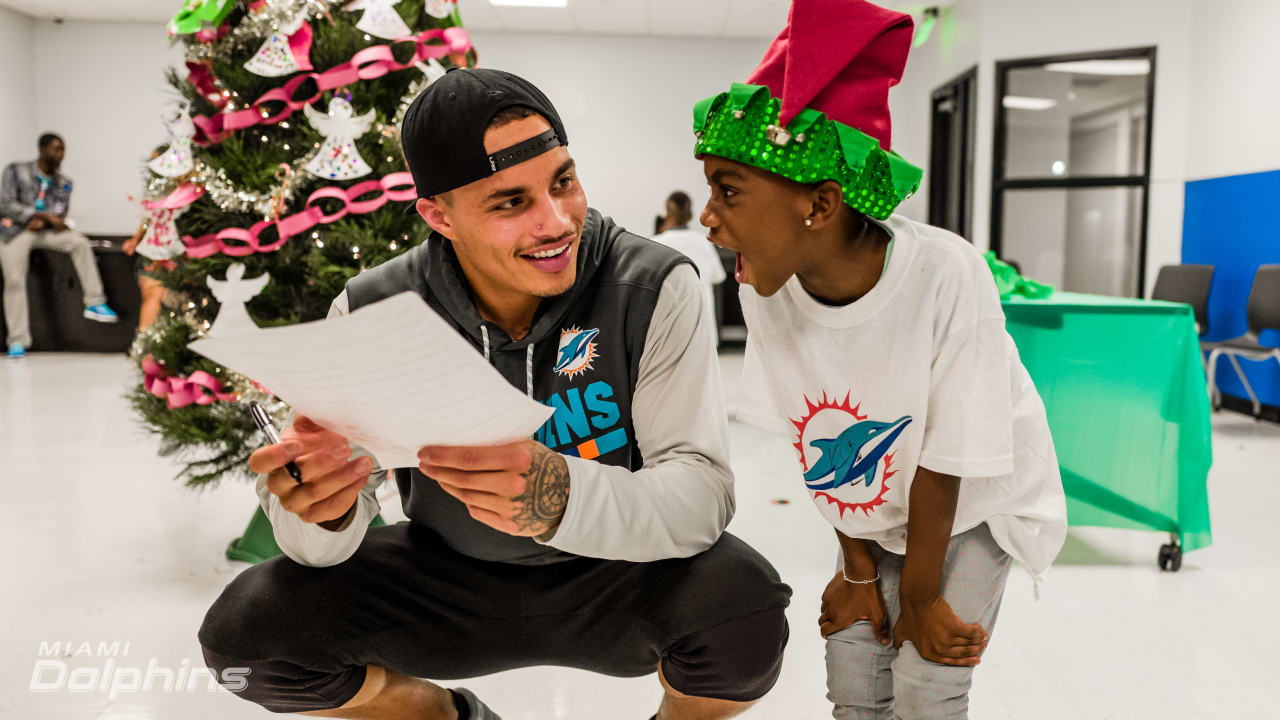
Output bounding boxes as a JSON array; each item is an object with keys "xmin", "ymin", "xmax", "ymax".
[
  {"xmin": 554, "ymin": 327, "xmax": 600, "ymax": 379},
  {"xmin": 790, "ymin": 392, "xmax": 912, "ymax": 518}
]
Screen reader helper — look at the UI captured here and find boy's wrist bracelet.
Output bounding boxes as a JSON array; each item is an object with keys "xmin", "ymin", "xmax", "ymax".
[{"xmin": 842, "ymin": 569, "xmax": 880, "ymax": 585}]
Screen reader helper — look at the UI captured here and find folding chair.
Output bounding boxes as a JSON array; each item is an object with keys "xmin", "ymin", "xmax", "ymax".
[
  {"xmin": 1150, "ymin": 263, "xmax": 1214, "ymax": 335},
  {"xmin": 1205, "ymin": 264, "xmax": 1280, "ymax": 418}
]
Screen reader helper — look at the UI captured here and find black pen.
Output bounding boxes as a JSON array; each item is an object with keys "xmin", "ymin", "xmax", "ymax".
[{"xmin": 249, "ymin": 401, "xmax": 303, "ymax": 483}]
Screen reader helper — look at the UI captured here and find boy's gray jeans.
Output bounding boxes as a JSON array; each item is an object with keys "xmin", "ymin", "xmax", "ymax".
[{"xmin": 826, "ymin": 523, "xmax": 1012, "ymax": 720}]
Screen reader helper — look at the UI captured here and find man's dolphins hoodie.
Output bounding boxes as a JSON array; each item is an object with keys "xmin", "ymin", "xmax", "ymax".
[{"xmin": 256, "ymin": 209, "xmax": 736, "ymax": 566}]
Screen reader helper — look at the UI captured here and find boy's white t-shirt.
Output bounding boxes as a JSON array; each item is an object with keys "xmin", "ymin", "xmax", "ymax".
[{"xmin": 738, "ymin": 214, "xmax": 1067, "ymax": 580}]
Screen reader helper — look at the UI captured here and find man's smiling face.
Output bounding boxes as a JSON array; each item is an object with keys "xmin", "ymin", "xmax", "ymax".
[{"xmin": 417, "ymin": 112, "xmax": 588, "ymax": 305}]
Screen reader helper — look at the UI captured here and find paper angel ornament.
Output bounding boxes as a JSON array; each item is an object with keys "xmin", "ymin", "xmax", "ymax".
[
  {"xmin": 206, "ymin": 263, "xmax": 270, "ymax": 337},
  {"xmin": 244, "ymin": 8, "xmax": 314, "ymax": 77},
  {"xmin": 303, "ymin": 96, "xmax": 376, "ymax": 180},
  {"xmin": 149, "ymin": 107, "xmax": 196, "ymax": 178},
  {"xmin": 343, "ymin": 0, "xmax": 411, "ymax": 40},
  {"xmin": 425, "ymin": 0, "xmax": 456, "ymax": 19}
]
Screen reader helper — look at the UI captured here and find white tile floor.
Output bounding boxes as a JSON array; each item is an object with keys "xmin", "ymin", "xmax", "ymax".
[{"xmin": 2, "ymin": 352, "xmax": 1278, "ymax": 719}]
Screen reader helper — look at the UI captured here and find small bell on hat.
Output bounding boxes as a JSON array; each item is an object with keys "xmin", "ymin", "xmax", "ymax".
[{"xmin": 690, "ymin": 0, "xmax": 923, "ymax": 220}]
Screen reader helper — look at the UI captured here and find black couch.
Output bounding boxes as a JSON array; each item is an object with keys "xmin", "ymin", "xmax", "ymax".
[{"xmin": 0, "ymin": 236, "xmax": 141, "ymax": 353}]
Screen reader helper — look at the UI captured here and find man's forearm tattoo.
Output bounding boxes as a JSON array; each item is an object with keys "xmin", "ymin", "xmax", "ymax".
[{"xmin": 514, "ymin": 445, "xmax": 570, "ymax": 535}]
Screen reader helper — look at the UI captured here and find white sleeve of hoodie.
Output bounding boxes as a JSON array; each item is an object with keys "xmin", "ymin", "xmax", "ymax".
[
  {"xmin": 539, "ymin": 264, "xmax": 735, "ymax": 561},
  {"xmin": 255, "ymin": 290, "xmax": 385, "ymax": 568}
]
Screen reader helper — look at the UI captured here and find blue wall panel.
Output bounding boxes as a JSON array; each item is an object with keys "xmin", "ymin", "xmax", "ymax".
[{"xmin": 1182, "ymin": 169, "xmax": 1280, "ymax": 408}]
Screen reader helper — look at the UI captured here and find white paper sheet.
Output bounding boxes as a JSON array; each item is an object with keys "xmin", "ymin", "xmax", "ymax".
[{"xmin": 189, "ymin": 291, "xmax": 554, "ymax": 469}]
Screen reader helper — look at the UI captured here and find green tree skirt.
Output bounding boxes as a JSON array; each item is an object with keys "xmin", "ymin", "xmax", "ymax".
[{"xmin": 225, "ymin": 505, "xmax": 386, "ymax": 564}]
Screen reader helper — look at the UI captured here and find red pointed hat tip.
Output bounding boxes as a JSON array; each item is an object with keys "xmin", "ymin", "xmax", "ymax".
[{"xmin": 746, "ymin": 0, "xmax": 914, "ymax": 149}]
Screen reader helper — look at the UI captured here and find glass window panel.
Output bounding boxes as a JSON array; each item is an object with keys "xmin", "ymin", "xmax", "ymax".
[
  {"xmin": 1002, "ymin": 59, "xmax": 1149, "ymax": 180},
  {"xmin": 1000, "ymin": 187, "xmax": 1143, "ymax": 298}
]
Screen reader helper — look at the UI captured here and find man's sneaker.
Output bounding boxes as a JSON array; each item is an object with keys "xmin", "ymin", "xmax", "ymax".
[
  {"xmin": 451, "ymin": 688, "xmax": 503, "ymax": 720},
  {"xmin": 84, "ymin": 304, "xmax": 119, "ymax": 323},
  {"xmin": 7, "ymin": 343, "xmax": 25, "ymax": 359}
]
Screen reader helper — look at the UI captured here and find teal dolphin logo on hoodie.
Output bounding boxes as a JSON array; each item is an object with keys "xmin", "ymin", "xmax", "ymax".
[{"xmin": 555, "ymin": 327, "xmax": 599, "ymax": 378}]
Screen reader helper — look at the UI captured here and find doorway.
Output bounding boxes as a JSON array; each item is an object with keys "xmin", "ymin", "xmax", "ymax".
[{"xmin": 929, "ymin": 66, "xmax": 977, "ymax": 240}]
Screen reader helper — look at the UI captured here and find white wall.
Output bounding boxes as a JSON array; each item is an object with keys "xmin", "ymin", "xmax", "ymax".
[
  {"xmin": 0, "ymin": 7, "xmax": 36, "ymax": 173},
  {"xmin": 891, "ymin": 0, "xmax": 1194, "ymax": 296},
  {"xmin": 470, "ymin": 30, "xmax": 769, "ymax": 236},
  {"xmin": 31, "ymin": 20, "xmax": 185, "ymax": 236},
  {"xmin": 1185, "ymin": 0, "xmax": 1280, "ymax": 180},
  {"xmin": 13, "ymin": 23, "xmax": 766, "ymax": 239}
]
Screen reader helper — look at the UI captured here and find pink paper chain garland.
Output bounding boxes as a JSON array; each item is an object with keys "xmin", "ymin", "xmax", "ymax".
[
  {"xmin": 190, "ymin": 27, "xmax": 471, "ymax": 146},
  {"xmin": 183, "ymin": 171, "xmax": 417, "ymax": 258},
  {"xmin": 142, "ymin": 355, "xmax": 238, "ymax": 409},
  {"xmin": 145, "ymin": 182, "xmax": 207, "ymax": 211}
]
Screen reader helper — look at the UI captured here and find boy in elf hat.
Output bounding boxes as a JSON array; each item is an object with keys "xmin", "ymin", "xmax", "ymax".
[{"xmin": 690, "ymin": 0, "xmax": 1067, "ymax": 716}]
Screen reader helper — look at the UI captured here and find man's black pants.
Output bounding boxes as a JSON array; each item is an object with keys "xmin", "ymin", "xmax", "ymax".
[{"xmin": 199, "ymin": 522, "xmax": 792, "ymax": 713}]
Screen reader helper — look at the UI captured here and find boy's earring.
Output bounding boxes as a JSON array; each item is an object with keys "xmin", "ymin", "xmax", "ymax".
[{"xmin": 804, "ymin": 218, "xmax": 813, "ymax": 227}]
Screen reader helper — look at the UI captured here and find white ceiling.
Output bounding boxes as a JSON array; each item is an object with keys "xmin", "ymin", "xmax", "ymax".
[{"xmin": 0, "ymin": 0, "xmax": 946, "ymax": 38}]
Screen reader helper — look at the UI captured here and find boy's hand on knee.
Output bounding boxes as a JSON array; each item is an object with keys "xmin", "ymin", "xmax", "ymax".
[
  {"xmin": 818, "ymin": 570, "xmax": 891, "ymax": 644},
  {"xmin": 893, "ymin": 595, "xmax": 988, "ymax": 667},
  {"xmin": 249, "ymin": 415, "xmax": 371, "ymax": 525}
]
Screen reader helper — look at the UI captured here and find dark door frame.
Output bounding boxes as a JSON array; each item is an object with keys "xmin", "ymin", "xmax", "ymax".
[
  {"xmin": 929, "ymin": 65, "xmax": 978, "ymax": 241},
  {"xmin": 990, "ymin": 45, "xmax": 1157, "ymax": 296}
]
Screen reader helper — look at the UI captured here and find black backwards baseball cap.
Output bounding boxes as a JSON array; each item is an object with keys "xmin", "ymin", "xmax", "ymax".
[{"xmin": 400, "ymin": 67, "xmax": 569, "ymax": 213}]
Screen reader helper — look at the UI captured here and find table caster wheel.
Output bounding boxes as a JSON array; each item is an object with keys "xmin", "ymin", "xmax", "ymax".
[{"xmin": 1158, "ymin": 542, "xmax": 1182, "ymax": 572}]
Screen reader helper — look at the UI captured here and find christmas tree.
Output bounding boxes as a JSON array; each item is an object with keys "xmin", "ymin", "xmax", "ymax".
[{"xmin": 130, "ymin": 0, "xmax": 476, "ymax": 488}]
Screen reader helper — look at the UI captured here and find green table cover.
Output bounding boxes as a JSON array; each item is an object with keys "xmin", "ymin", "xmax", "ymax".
[{"xmin": 1002, "ymin": 292, "xmax": 1213, "ymax": 552}]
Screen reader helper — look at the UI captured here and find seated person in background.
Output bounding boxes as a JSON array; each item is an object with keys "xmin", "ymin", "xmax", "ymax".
[
  {"xmin": 653, "ymin": 191, "xmax": 727, "ymax": 343},
  {"xmin": 1, "ymin": 133, "xmax": 118, "ymax": 358}
]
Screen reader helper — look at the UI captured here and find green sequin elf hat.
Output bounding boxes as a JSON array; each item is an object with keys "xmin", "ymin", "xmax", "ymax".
[{"xmin": 693, "ymin": 0, "xmax": 923, "ymax": 221}]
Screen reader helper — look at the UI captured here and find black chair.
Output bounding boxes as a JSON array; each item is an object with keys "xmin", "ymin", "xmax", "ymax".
[
  {"xmin": 1204, "ymin": 264, "xmax": 1280, "ymax": 418},
  {"xmin": 1150, "ymin": 263, "xmax": 1214, "ymax": 335}
]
